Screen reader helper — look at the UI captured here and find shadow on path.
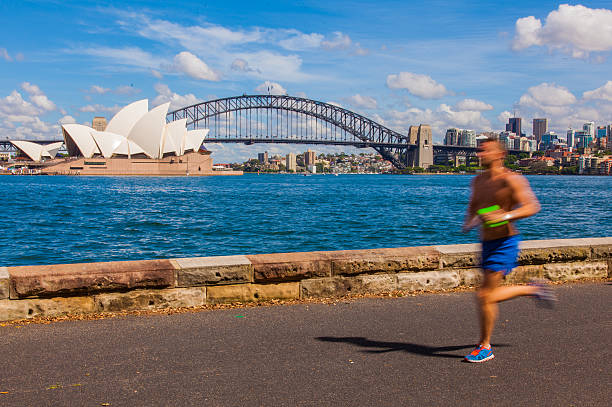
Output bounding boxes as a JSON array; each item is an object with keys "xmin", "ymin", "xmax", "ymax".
[{"xmin": 316, "ymin": 337, "xmax": 510, "ymax": 359}]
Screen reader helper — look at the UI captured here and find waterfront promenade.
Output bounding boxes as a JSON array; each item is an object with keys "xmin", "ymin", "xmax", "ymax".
[{"xmin": 0, "ymin": 282, "xmax": 609, "ymax": 406}]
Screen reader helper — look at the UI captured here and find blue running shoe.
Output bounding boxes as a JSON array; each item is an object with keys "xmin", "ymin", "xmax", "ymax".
[{"xmin": 464, "ymin": 345, "xmax": 494, "ymax": 363}]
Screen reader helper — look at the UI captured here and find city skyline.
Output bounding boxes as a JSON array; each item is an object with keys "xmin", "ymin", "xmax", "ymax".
[{"xmin": 1, "ymin": 1, "xmax": 612, "ymax": 161}]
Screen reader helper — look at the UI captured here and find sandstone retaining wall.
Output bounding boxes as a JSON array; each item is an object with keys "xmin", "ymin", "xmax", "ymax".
[{"xmin": 1, "ymin": 237, "xmax": 610, "ymax": 321}]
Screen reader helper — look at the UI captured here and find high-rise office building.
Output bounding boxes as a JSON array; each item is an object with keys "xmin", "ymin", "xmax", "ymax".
[
  {"xmin": 258, "ymin": 151, "xmax": 268, "ymax": 164},
  {"xmin": 583, "ymin": 122, "xmax": 595, "ymax": 137},
  {"xmin": 92, "ymin": 116, "xmax": 107, "ymax": 132},
  {"xmin": 532, "ymin": 118, "xmax": 548, "ymax": 143},
  {"xmin": 304, "ymin": 149, "xmax": 316, "ymax": 166},
  {"xmin": 506, "ymin": 117, "xmax": 522, "ymax": 137},
  {"xmin": 596, "ymin": 126, "xmax": 607, "ymax": 139},
  {"xmin": 444, "ymin": 128, "xmax": 460, "ymax": 145},
  {"xmin": 566, "ymin": 129, "xmax": 575, "ymax": 149},
  {"xmin": 460, "ymin": 130, "xmax": 476, "ymax": 147},
  {"xmin": 285, "ymin": 153, "xmax": 296, "ymax": 172}
]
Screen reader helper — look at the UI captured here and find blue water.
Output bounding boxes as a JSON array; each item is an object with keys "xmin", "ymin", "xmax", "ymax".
[{"xmin": 1, "ymin": 174, "xmax": 610, "ymax": 266}]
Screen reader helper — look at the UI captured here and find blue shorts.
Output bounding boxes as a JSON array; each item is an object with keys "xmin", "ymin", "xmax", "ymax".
[{"xmin": 481, "ymin": 234, "xmax": 520, "ymax": 275}]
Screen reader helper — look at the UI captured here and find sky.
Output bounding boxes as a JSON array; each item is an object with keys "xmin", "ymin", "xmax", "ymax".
[{"xmin": 2, "ymin": 1, "xmax": 612, "ymax": 162}]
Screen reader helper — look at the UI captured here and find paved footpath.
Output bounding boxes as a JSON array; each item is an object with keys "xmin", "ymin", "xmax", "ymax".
[{"xmin": 0, "ymin": 283, "xmax": 610, "ymax": 406}]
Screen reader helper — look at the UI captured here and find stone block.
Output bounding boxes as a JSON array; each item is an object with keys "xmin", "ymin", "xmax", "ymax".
[
  {"xmin": 0, "ymin": 267, "xmax": 9, "ymax": 300},
  {"xmin": 206, "ymin": 283, "xmax": 299, "ymax": 304},
  {"xmin": 0, "ymin": 296, "xmax": 96, "ymax": 321},
  {"xmin": 8, "ymin": 260, "xmax": 175, "ymax": 299},
  {"xmin": 397, "ymin": 271, "xmax": 460, "ymax": 291},
  {"xmin": 174, "ymin": 255, "xmax": 252, "ymax": 287},
  {"xmin": 300, "ymin": 274, "xmax": 397, "ymax": 298},
  {"xmin": 504, "ymin": 265, "xmax": 545, "ymax": 284},
  {"xmin": 435, "ymin": 244, "xmax": 481, "ymax": 268},
  {"xmin": 590, "ymin": 244, "xmax": 612, "ymax": 260},
  {"xmin": 93, "ymin": 288, "xmax": 206, "ymax": 312},
  {"xmin": 517, "ymin": 247, "xmax": 590, "ymax": 265},
  {"xmin": 541, "ymin": 261, "xmax": 608, "ymax": 281},
  {"xmin": 331, "ymin": 247, "xmax": 439, "ymax": 276},
  {"xmin": 247, "ymin": 252, "xmax": 332, "ymax": 282},
  {"xmin": 457, "ymin": 268, "xmax": 482, "ymax": 286}
]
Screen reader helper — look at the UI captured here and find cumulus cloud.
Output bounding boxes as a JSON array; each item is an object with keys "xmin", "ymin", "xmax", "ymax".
[
  {"xmin": 386, "ymin": 72, "xmax": 451, "ymax": 99},
  {"xmin": 0, "ymin": 87, "xmax": 60, "ymax": 140},
  {"xmin": 347, "ymin": 94, "xmax": 378, "ymax": 109},
  {"xmin": 518, "ymin": 83, "xmax": 576, "ymax": 114},
  {"xmin": 512, "ymin": 4, "xmax": 612, "ymax": 59},
  {"xmin": 497, "ymin": 110, "xmax": 513, "ymax": 125},
  {"xmin": 173, "ymin": 51, "xmax": 220, "ymax": 81},
  {"xmin": 58, "ymin": 115, "xmax": 76, "ymax": 124},
  {"xmin": 583, "ymin": 80, "xmax": 612, "ymax": 101},
  {"xmin": 455, "ymin": 98, "xmax": 493, "ymax": 111},
  {"xmin": 234, "ymin": 51, "xmax": 310, "ymax": 82},
  {"xmin": 0, "ymin": 90, "xmax": 40, "ymax": 117},
  {"xmin": 254, "ymin": 81, "xmax": 287, "ymax": 96},
  {"xmin": 18, "ymin": 82, "xmax": 56, "ymax": 112},
  {"xmin": 79, "ymin": 104, "xmax": 122, "ymax": 114},
  {"xmin": 230, "ymin": 58, "xmax": 260, "ymax": 73},
  {"xmin": 152, "ymin": 83, "xmax": 202, "ymax": 111},
  {"xmin": 321, "ymin": 32, "xmax": 352, "ymax": 50}
]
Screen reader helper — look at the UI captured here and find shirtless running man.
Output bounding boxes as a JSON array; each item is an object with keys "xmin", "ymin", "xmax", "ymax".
[{"xmin": 462, "ymin": 137, "xmax": 555, "ymax": 363}]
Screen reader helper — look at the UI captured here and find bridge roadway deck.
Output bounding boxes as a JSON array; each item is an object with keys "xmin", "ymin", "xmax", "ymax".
[{"xmin": 0, "ymin": 282, "xmax": 609, "ymax": 406}]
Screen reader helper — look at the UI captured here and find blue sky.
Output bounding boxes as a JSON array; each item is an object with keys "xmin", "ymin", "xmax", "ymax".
[{"xmin": 2, "ymin": 1, "xmax": 612, "ymax": 161}]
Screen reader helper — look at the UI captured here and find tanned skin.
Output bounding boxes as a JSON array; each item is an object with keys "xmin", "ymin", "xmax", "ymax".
[{"xmin": 463, "ymin": 140, "xmax": 541, "ymax": 348}]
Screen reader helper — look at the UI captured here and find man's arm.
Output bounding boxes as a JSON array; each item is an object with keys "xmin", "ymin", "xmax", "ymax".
[
  {"xmin": 481, "ymin": 174, "xmax": 540, "ymax": 225},
  {"xmin": 462, "ymin": 178, "xmax": 480, "ymax": 232}
]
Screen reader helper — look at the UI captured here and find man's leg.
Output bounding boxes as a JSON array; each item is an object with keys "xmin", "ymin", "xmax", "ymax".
[{"xmin": 478, "ymin": 271, "xmax": 538, "ymax": 347}]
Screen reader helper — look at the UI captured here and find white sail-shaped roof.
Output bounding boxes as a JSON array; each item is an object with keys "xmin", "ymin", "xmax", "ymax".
[
  {"xmin": 62, "ymin": 124, "xmax": 100, "ymax": 158},
  {"xmin": 163, "ymin": 119, "xmax": 187, "ymax": 156},
  {"xmin": 91, "ymin": 131, "xmax": 125, "ymax": 158},
  {"xmin": 43, "ymin": 142, "xmax": 64, "ymax": 158},
  {"xmin": 127, "ymin": 102, "xmax": 170, "ymax": 159},
  {"xmin": 184, "ymin": 129, "xmax": 209, "ymax": 152},
  {"xmin": 10, "ymin": 140, "xmax": 44, "ymax": 161},
  {"xmin": 105, "ymin": 99, "xmax": 148, "ymax": 137}
]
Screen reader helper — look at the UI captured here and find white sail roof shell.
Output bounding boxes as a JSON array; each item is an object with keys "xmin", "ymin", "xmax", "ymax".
[
  {"xmin": 163, "ymin": 119, "xmax": 187, "ymax": 156},
  {"xmin": 62, "ymin": 124, "xmax": 100, "ymax": 158},
  {"xmin": 127, "ymin": 102, "xmax": 170, "ymax": 159},
  {"xmin": 91, "ymin": 131, "xmax": 124, "ymax": 158},
  {"xmin": 10, "ymin": 140, "xmax": 44, "ymax": 161},
  {"xmin": 105, "ymin": 99, "xmax": 148, "ymax": 137},
  {"xmin": 42, "ymin": 142, "xmax": 63, "ymax": 158},
  {"xmin": 185, "ymin": 129, "xmax": 209, "ymax": 152}
]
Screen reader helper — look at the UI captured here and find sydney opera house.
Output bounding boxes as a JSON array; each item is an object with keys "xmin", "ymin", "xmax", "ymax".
[{"xmin": 10, "ymin": 99, "xmax": 240, "ymax": 176}]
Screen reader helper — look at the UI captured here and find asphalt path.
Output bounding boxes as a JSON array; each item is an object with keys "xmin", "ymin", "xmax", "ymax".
[{"xmin": 0, "ymin": 282, "xmax": 610, "ymax": 406}]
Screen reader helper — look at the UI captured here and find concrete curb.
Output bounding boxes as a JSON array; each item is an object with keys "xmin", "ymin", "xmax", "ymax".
[{"xmin": 1, "ymin": 237, "xmax": 610, "ymax": 321}]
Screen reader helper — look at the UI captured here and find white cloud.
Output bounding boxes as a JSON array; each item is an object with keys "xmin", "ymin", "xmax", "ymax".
[
  {"xmin": 152, "ymin": 83, "xmax": 202, "ymax": 111},
  {"xmin": 90, "ymin": 85, "xmax": 110, "ymax": 94},
  {"xmin": 30, "ymin": 95, "xmax": 56, "ymax": 111},
  {"xmin": 583, "ymin": 80, "xmax": 612, "ymax": 101},
  {"xmin": 230, "ymin": 58, "xmax": 260, "ymax": 73},
  {"xmin": 254, "ymin": 81, "xmax": 287, "ymax": 96},
  {"xmin": 1, "ymin": 48, "xmax": 11, "ymax": 61},
  {"xmin": 173, "ymin": 51, "xmax": 220, "ymax": 81},
  {"xmin": 354, "ymin": 43, "xmax": 369, "ymax": 56},
  {"xmin": 512, "ymin": 5, "xmax": 612, "ymax": 58},
  {"xmin": 386, "ymin": 72, "xmax": 451, "ymax": 99},
  {"xmin": 455, "ymin": 98, "xmax": 493, "ymax": 111},
  {"xmin": 233, "ymin": 51, "xmax": 310, "ymax": 82},
  {"xmin": 321, "ymin": 32, "xmax": 351, "ymax": 50},
  {"xmin": 79, "ymin": 104, "xmax": 122, "ymax": 114},
  {"xmin": 21, "ymin": 82, "xmax": 43, "ymax": 96},
  {"xmin": 279, "ymin": 32, "xmax": 324, "ymax": 51},
  {"xmin": 78, "ymin": 46, "xmax": 161, "ymax": 69},
  {"xmin": 497, "ymin": 111, "xmax": 513, "ymax": 125},
  {"xmin": 59, "ymin": 115, "xmax": 76, "ymax": 124},
  {"xmin": 151, "ymin": 69, "xmax": 163, "ymax": 79},
  {"xmin": 347, "ymin": 94, "xmax": 378, "ymax": 109},
  {"xmin": 518, "ymin": 83, "xmax": 576, "ymax": 113}
]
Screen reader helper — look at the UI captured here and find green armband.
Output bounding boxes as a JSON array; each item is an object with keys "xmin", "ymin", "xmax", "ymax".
[{"xmin": 477, "ymin": 205, "xmax": 509, "ymax": 228}]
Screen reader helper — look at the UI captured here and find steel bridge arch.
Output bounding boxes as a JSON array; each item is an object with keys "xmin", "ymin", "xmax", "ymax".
[{"xmin": 167, "ymin": 95, "xmax": 415, "ymax": 168}]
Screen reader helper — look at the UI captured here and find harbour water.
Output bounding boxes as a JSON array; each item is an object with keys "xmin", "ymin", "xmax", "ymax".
[{"xmin": 2, "ymin": 174, "xmax": 610, "ymax": 267}]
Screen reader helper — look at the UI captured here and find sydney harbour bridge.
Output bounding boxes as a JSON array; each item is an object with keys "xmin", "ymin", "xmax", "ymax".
[{"xmin": 2, "ymin": 95, "xmax": 507, "ymax": 169}]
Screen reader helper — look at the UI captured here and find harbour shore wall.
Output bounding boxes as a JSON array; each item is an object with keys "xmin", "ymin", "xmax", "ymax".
[{"xmin": 1, "ymin": 237, "xmax": 610, "ymax": 322}]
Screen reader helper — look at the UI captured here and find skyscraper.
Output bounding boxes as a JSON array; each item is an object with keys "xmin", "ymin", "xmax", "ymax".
[
  {"xmin": 258, "ymin": 151, "xmax": 268, "ymax": 164},
  {"xmin": 304, "ymin": 149, "xmax": 316, "ymax": 166},
  {"xmin": 566, "ymin": 129, "xmax": 575, "ymax": 149},
  {"xmin": 583, "ymin": 122, "xmax": 595, "ymax": 137},
  {"xmin": 533, "ymin": 118, "xmax": 548, "ymax": 143},
  {"xmin": 444, "ymin": 128, "xmax": 460, "ymax": 145},
  {"xmin": 506, "ymin": 117, "xmax": 522, "ymax": 137},
  {"xmin": 285, "ymin": 153, "xmax": 296, "ymax": 172}
]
